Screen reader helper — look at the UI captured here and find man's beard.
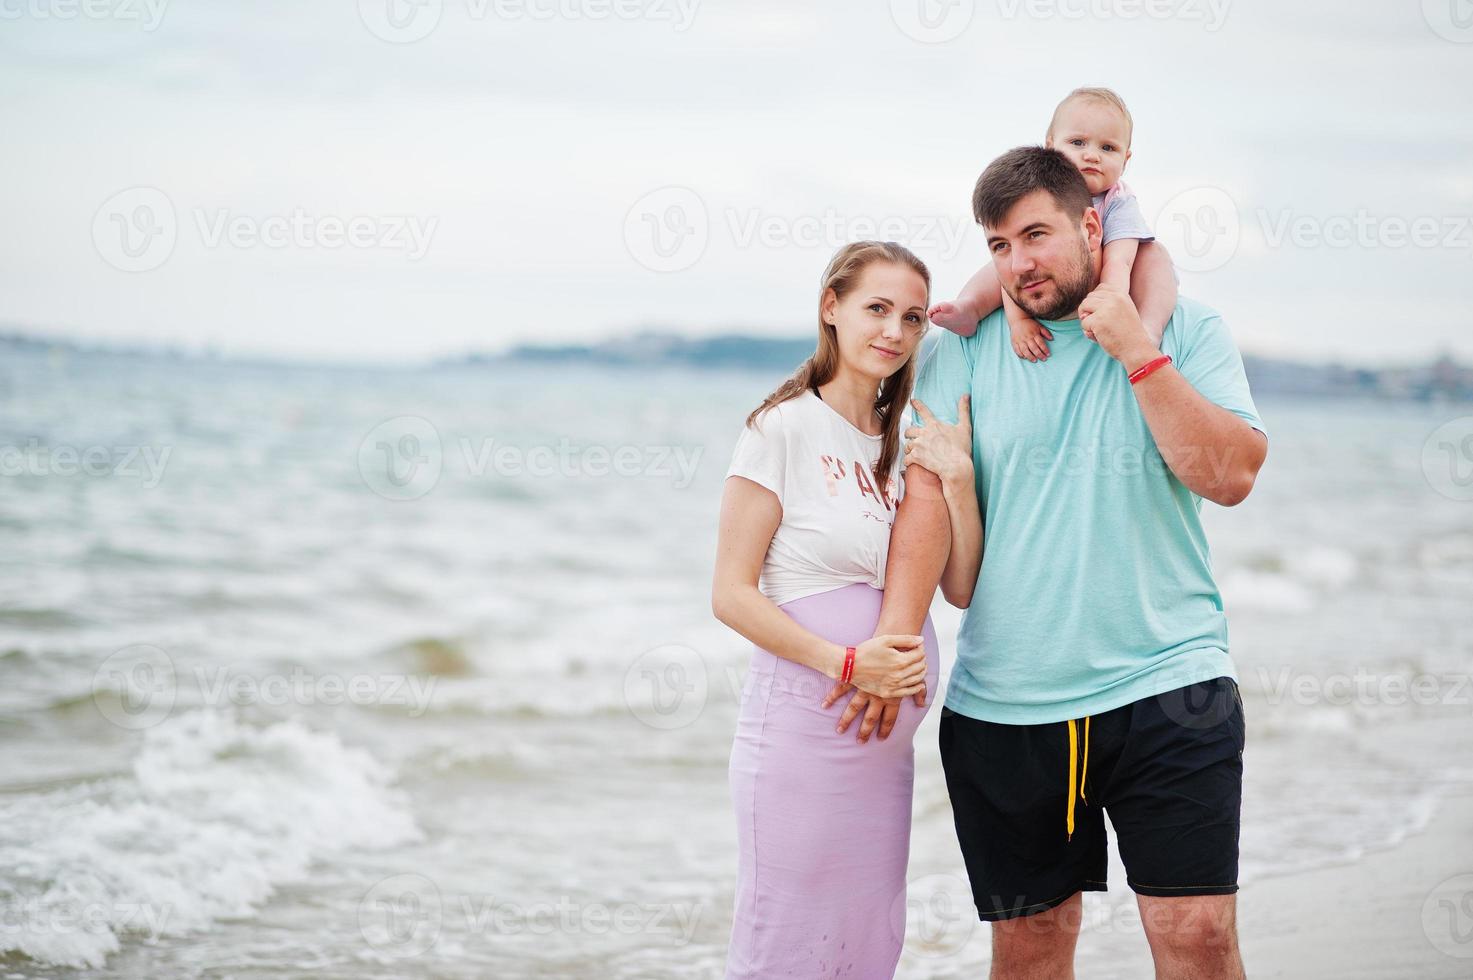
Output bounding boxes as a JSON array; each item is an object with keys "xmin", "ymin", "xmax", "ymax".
[{"xmin": 1007, "ymin": 239, "xmax": 1094, "ymax": 321}]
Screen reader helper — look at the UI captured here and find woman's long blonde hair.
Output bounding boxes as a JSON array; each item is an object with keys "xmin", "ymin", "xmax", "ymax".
[{"xmin": 744, "ymin": 241, "xmax": 930, "ymax": 506}]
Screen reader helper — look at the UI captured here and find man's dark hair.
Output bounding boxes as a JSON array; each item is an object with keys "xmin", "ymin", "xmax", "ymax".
[{"xmin": 972, "ymin": 146, "xmax": 1093, "ymax": 229}]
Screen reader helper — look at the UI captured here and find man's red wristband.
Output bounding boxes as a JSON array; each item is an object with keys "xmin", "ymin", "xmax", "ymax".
[
  {"xmin": 841, "ymin": 647, "xmax": 856, "ymax": 685},
  {"xmin": 1128, "ymin": 354, "xmax": 1172, "ymax": 385}
]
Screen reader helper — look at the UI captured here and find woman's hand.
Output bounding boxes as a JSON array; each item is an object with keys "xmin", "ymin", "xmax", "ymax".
[
  {"xmin": 846, "ymin": 634, "xmax": 927, "ymax": 699},
  {"xmin": 904, "ymin": 396, "xmax": 974, "ymax": 493}
]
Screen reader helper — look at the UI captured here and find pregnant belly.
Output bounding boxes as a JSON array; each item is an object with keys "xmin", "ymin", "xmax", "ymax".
[{"xmin": 738, "ymin": 583, "xmax": 940, "ymax": 754}]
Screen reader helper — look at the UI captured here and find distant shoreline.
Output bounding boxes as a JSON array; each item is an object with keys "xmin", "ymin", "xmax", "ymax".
[
  {"xmin": 5, "ymin": 329, "xmax": 1471, "ymax": 402},
  {"xmin": 456, "ymin": 331, "xmax": 1473, "ymax": 403}
]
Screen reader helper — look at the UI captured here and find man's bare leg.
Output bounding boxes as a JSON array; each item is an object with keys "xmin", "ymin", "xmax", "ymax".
[
  {"xmin": 1137, "ymin": 894, "xmax": 1245, "ymax": 980},
  {"xmin": 990, "ymin": 891, "xmax": 1084, "ymax": 980}
]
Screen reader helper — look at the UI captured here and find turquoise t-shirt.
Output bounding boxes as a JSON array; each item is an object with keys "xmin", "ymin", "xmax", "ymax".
[{"xmin": 912, "ymin": 295, "xmax": 1266, "ymax": 725}]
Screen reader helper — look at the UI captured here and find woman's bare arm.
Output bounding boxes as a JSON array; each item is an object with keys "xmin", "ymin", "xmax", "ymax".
[{"xmin": 711, "ymin": 477, "xmax": 844, "ymax": 678}]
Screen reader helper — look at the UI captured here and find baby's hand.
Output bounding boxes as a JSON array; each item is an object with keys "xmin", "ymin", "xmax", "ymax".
[
  {"xmin": 927, "ymin": 301, "xmax": 979, "ymax": 337},
  {"xmin": 1008, "ymin": 314, "xmax": 1054, "ymax": 362}
]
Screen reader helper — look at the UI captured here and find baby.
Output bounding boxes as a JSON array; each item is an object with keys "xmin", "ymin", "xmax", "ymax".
[{"xmin": 928, "ymin": 87, "xmax": 1176, "ymax": 360}]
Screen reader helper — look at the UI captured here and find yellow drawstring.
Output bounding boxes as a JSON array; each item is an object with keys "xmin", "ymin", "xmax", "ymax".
[
  {"xmin": 1081, "ymin": 716, "xmax": 1091, "ymax": 804},
  {"xmin": 1066, "ymin": 716, "xmax": 1091, "ymax": 841}
]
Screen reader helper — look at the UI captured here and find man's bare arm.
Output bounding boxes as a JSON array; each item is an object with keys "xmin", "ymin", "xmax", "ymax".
[
  {"xmin": 876, "ymin": 464, "xmax": 951, "ymax": 635},
  {"xmin": 1079, "ymin": 283, "xmax": 1267, "ymax": 506},
  {"xmin": 825, "ymin": 464, "xmax": 951, "ymax": 742},
  {"xmin": 1129, "ymin": 368, "xmax": 1267, "ymax": 505}
]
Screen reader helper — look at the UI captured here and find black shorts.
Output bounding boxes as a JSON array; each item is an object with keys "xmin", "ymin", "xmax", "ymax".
[{"xmin": 938, "ymin": 676, "xmax": 1245, "ymax": 921}]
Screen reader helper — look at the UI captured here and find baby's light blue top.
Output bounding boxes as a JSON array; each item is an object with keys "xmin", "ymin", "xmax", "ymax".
[{"xmin": 911, "ymin": 296, "xmax": 1266, "ymax": 724}]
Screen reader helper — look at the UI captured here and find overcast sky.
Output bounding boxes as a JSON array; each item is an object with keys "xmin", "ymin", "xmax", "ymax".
[{"xmin": 2, "ymin": 0, "xmax": 1471, "ymax": 365}]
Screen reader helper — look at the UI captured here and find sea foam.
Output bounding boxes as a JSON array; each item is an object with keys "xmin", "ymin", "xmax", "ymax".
[{"xmin": 0, "ymin": 710, "xmax": 419, "ymax": 969}]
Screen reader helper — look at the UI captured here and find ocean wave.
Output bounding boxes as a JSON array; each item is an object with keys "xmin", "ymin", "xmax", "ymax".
[
  {"xmin": 1238, "ymin": 775, "xmax": 1453, "ymax": 886},
  {"xmin": 1221, "ymin": 544, "xmax": 1358, "ymax": 612},
  {"xmin": 367, "ymin": 691, "xmax": 633, "ymax": 721},
  {"xmin": 1219, "ymin": 569, "xmax": 1315, "ymax": 612},
  {"xmin": 412, "ymin": 741, "xmax": 547, "ymax": 779},
  {"xmin": 1419, "ymin": 531, "xmax": 1473, "ymax": 571},
  {"xmin": 0, "ymin": 606, "xmax": 89, "ymax": 630},
  {"xmin": 1285, "ymin": 545, "xmax": 1357, "ymax": 589},
  {"xmin": 0, "ymin": 710, "xmax": 419, "ymax": 969}
]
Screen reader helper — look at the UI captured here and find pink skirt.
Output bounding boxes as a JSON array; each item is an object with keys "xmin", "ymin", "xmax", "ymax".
[{"xmin": 725, "ymin": 583, "xmax": 941, "ymax": 979}]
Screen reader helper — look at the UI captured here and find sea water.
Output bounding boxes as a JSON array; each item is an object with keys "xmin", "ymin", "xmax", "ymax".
[{"xmin": 1, "ymin": 344, "xmax": 1469, "ymax": 977}]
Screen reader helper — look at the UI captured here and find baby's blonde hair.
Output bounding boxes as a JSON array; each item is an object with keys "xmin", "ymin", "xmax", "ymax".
[{"xmin": 1046, "ymin": 86, "xmax": 1133, "ymax": 147}]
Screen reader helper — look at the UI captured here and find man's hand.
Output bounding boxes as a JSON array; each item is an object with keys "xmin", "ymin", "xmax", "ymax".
[
  {"xmin": 1078, "ymin": 282, "xmax": 1159, "ymax": 372},
  {"xmin": 1083, "ymin": 282, "xmax": 1267, "ymax": 505},
  {"xmin": 821, "ymin": 680, "xmax": 926, "ymax": 743},
  {"xmin": 904, "ymin": 396, "xmax": 974, "ymax": 491}
]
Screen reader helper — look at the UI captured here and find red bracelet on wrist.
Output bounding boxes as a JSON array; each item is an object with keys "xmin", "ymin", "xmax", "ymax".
[
  {"xmin": 1128, "ymin": 354, "xmax": 1172, "ymax": 385},
  {"xmin": 840, "ymin": 646, "xmax": 856, "ymax": 685}
]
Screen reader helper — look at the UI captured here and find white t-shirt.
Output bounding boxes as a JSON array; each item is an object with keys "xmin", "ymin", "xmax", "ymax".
[{"xmin": 724, "ymin": 389, "xmax": 905, "ymax": 606}]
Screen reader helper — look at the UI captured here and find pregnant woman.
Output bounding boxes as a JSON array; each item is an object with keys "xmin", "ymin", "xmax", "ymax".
[{"xmin": 712, "ymin": 241, "xmax": 982, "ymax": 978}]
